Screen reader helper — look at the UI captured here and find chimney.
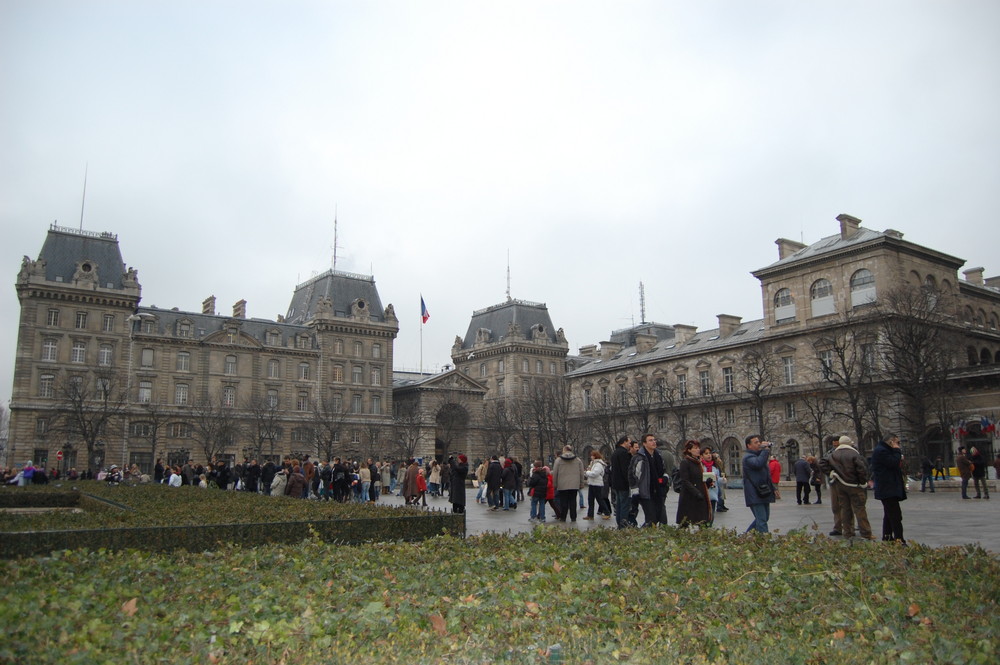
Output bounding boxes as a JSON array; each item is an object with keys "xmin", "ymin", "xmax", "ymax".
[
  {"xmin": 837, "ymin": 213, "xmax": 862, "ymax": 240},
  {"xmin": 600, "ymin": 341, "xmax": 623, "ymax": 360},
  {"xmin": 717, "ymin": 314, "xmax": 742, "ymax": 337},
  {"xmin": 233, "ymin": 299, "xmax": 247, "ymax": 319},
  {"xmin": 635, "ymin": 333, "xmax": 657, "ymax": 353},
  {"xmin": 776, "ymin": 238, "xmax": 807, "ymax": 260},
  {"xmin": 984, "ymin": 276, "xmax": 1000, "ymax": 290},
  {"xmin": 673, "ymin": 324, "xmax": 698, "ymax": 344},
  {"xmin": 578, "ymin": 344, "xmax": 598, "ymax": 358},
  {"xmin": 202, "ymin": 295, "xmax": 216, "ymax": 315},
  {"xmin": 963, "ymin": 267, "xmax": 985, "ymax": 286}
]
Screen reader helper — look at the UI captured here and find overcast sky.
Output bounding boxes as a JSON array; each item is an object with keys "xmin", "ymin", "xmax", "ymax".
[{"xmin": 2, "ymin": 1, "xmax": 999, "ymax": 407}]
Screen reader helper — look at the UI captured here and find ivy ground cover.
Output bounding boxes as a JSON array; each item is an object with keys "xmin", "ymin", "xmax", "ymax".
[{"xmin": 1, "ymin": 526, "xmax": 996, "ymax": 665}]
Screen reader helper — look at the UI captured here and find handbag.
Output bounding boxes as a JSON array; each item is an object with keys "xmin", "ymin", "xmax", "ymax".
[{"xmin": 756, "ymin": 480, "xmax": 774, "ymax": 498}]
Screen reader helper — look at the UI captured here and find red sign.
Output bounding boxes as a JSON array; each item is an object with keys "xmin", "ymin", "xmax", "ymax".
[{"xmin": 56, "ymin": 451, "xmax": 63, "ymax": 461}]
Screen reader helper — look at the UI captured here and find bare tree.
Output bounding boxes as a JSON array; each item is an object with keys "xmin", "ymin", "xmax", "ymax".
[
  {"xmin": 583, "ymin": 384, "xmax": 626, "ymax": 453},
  {"xmin": 873, "ymin": 284, "xmax": 965, "ymax": 456},
  {"xmin": 131, "ymin": 399, "xmax": 169, "ymax": 470},
  {"xmin": 242, "ymin": 394, "xmax": 283, "ymax": 462},
  {"xmin": 739, "ymin": 344, "xmax": 779, "ymax": 441},
  {"xmin": 795, "ymin": 391, "xmax": 837, "ymax": 458},
  {"xmin": 433, "ymin": 393, "xmax": 471, "ymax": 462},
  {"xmin": 52, "ymin": 366, "xmax": 129, "ymax": 473},
  {"xmin": 657, "ymin": 375, "xmax": 696, "ymax": 444},
  {"xmin": 312, "ymin": 393, "xmax": 351, "ymax": 463},
  {"xmin": 697, "ymin": 389, "xmax": 731, "ymax": 452},
  {"xmin": 362, "ymin": 421, "xmax": 385, "ymax": 461},
  {"xmin": 190, "ymin": 397, "xmax": 240, "ymax": 464},
  {"xmin": 624, "ymin": 378, "xmax": 658, "ymax": 437},
  {"xmin": 482, "ymin": 398, "xmax": 518, "ymax": 458},
  {"xmin": 392, "ymin": 398, "xmax": 427, "ymax": 461},
  {"xmin": 545, "ymin": 377, "xmax": 584, "ymax": 456}
]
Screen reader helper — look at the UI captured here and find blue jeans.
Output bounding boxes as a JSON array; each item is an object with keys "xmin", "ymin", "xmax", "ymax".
[
  {"xmin": 921, "ymin": 474, "xmax": 934, "ymax": 492},
  {"xmin": 612, "ymin": 489, "xmax": 634, "ymax": 528},
  {"xmin": 487, "ymin": 488, "xmax": 501, "ymax": 508},
  {"xmin": 530, "ymin": 496, "xmax": 546, "ymax": 520},
  {"xmin": 503, "ymin": 488, "xmax": 515, "ymax": 509},
  {"xmin": 358, "ymin": 481, "xmax": 370, "ymax": 502},
  {"xmin": 961, "ymin": 477, "xmax": 970, "ymax": 499},
  {"xmin": 746, "ymin": 503, "xmax": 770, "ymax": 533}
]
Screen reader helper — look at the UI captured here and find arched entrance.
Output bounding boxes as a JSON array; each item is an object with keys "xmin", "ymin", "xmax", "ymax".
[{"xmin": 435, "ymin": 402, "xmax": 470, "ymax": 462}]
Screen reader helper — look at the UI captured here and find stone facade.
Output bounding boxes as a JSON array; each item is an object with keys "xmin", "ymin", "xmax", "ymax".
[{"xmin": 8, "ymin": 225, "xmax": 398, "ymax": 473}]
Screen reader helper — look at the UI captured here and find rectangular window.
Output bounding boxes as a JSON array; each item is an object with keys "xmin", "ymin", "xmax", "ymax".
[
  {"xmin": 98, "ymin": 345, "xmax": 113, "ymax": 366},
  {"xmin": 39, "ymin": 374, "xmax": 55, "ymax": 398},
  {"xmin": 102, "ymin": 314, "xmax": 115, "ymax": 332},
  {"xmin": 71, "ymin": 341, "xmax": 86, "ymax": 363},
  {"xmin": 522, "ymin": 359, "xmax": 529, "ymax": 372},
  {"xmin": 224, "ymin": 355, "xmax": 237, "ymax": 375},
  {"xmin": 372, "ymin": 343, "xmax": 382, "ymax": 359},
  {"xmin": 297, "ymin": 391, "xmax": 309, "ymax": 411},
  {"xmin": 268, "ymin": 359, "xmax": 280, "ymax": 378},
  {"xmin": 175, "ymin": 384, "xmax": 189, "ymax": 405},
  {"xmin": 170, "ymin": 423, "xmax": 192, "ymax": 438},
  {"xmin": 298, "ymin": 335, "xmax": 311, "ymax": 349},
  {"xmin": 142, "ymin": 320, "xmax": 154, "ymax": 334},
  {"xmin": 657, "ymin": 415, "xmax": 667, "ymax": 430},
  {"xmin": 371, "ymin": 395, "xmax": 382, "ymax": 415},
  {"xmin": 354, "ymin": 341, "xmax": 363, "ymax": 357},
  {"xmin": 783, "ymin": 357, "xmax": 795, "ymax": 385},
  {"xmin": 130, "ymin": 422, "xmax": 152, "ymax": 438},
  {"xmin": 75, "ymin": 312, "xmax": 88, "ymax": 329},
  {"xmin": 584, "ymin": 389, "xmax": 591, "ymax": 410},
  {"xmin": 371, "ymin": 367, "xmax": 382, "ymax": 386},
  {"xmin": 331, "ymin": 365, "xmax": 344, "ymax": 382},
  {"xmin": 725, "ymin": 409, "xmax": 735, "ymax": 425},
  {"xmin": 678, "ymin": 374, "xmax": 688, "ymax": 399},
  {"xmin": 550, "ymin": 362, "xmax": 557, "ymax": 375},
  {"xmin": 47, "ymin": 309, "xmax": 60, "ymax": 326},
  {"xmin": 222, "ymin": 386, "xmax": 236, "ymax": 407},
  {"xmin": 785, "ymin": 401, "xmax": 797, "ymax": 421},
  {"xmin": 820, "ymin": 350, "xmax": 833, "ymax": 380},
  {"xmin": 176, "ymin": 352, "xmax": 190, "ymax": 372},
  {"xmin": 141, "ymin": 348, "xmax": 154, "ymax": 368},
  {"xmin": 177, "ymin": 322, "xmax": 191, "ymax": 338},
  {"xmin": 618, "ymin": 384, "xmax": 627, "ymax": 407},
  {"xmin": 352, "ymin": 394, "xmax": 362, "ymax": 413},
  {"xmin": 331, "ymin": 394, "xmax": 343, "ymax": 413},
  {"xmin": 497, "ymin": 379, "xmax": 505, "ymax": 396},
  {"xmin": 480, "ymin": 363, "xmax": 487, "ymax": 378},
  {"xmin": 351, "ymin": 431, "xmax": 361, "ymax": 445},
  {"xmin": 601, "ymin": 386, "xmax": 608, "ymax": 406},
  {"xmin": 299, "ymin": 362, "xmax": 310, "ymax": 380},
  {"xmin": 138, "ymin": 381, "xmax": 152, "ymax": 403},
  {"xmin": 266, "ymin": 331, "xmax": 280, "ymax": 346},
  {"xmin": 700, "ymin": 371, "xmax": 710, "ymax": 397},
  {"xmin": 42, "ymin": 339, "xmax": 58, "ymax": 362},
  {"xmin": 35, "ymin": 418, "xmax": 49, "ymax": 435},
  {"xmin": 267, "ymin": 389, "xmax": 279, "ymax": 408},
  {"xmin": 723, "ymin": 367, "xmax": 734, "ymax": 393},
  {"xmin": 352, "ymin": 366, "xmax": 363, "ymax": 384},
  {"xmin": 498, "ymin": 359, "xmax": 505, "ymax": 373}
]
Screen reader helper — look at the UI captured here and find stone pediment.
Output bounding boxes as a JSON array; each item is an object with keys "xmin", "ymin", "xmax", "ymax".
[
  {"xmin": 773, "ymin": 344, "xmax": 796, "ymax": 355},
  {"xmin": 420, "ymin": 370, "xmax": 488, "ymax": 394},
  {"xmin": 203, "ymin": 328, "xmax": 263, "ymax": 348}
]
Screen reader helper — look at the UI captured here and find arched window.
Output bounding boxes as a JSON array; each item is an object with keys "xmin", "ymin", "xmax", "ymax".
[
  {"xmin": 850, "ymin": 269, "xmax": 876, "ymax": 307},
  {"xmin": 810, "ymin": 279, "xmax": 835, "ymax": 317},
  {"xmin": 981, "ymin": 348, "xmax": 992, "ymax": 365},
  {"xmin": 774, "ymin": 288, "xmax": 796, "ymax": 323},
  {"xmin": 968, "ymin": 347, "xmax": 979, "ymax": 366}
]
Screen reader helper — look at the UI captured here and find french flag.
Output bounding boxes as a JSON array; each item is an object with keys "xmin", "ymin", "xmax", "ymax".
[{"xmin": 420, "ymin": 296, "xmax": 430, "ymax": 324}]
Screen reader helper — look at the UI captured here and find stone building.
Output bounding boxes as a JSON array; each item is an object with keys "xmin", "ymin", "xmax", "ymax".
[
  {"xmin": 8, "ymin": 224, "xmax": 398, "ymax": 473},
  {"xmin": 563, "ymin": 214, "xmax": 1000, "ymax": 476}
]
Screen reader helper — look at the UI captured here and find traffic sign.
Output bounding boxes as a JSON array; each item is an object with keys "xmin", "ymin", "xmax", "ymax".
[{"xmin": 56, "ymin": 451, "xmax": 63, "ymax": 461}]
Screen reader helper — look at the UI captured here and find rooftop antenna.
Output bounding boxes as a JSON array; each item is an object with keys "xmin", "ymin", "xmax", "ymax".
[
  {"xmin": 79, "ymin": 162, "xmax": 88, "ymax": 231},
  {"xmin": 506, "ymin": 249, "xmax": 511, "ymax": 301},
  {"xmin": 331, "ymin": 205, "xmax": 340, "ymax": 271},
  {"xmin": 639, "ymin": 281, "xmax": 647, "ymax": 324}
]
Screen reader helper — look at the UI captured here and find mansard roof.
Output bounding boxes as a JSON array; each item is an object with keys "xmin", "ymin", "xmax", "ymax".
[
  {"xmin": 285, "ymin": 269, "xmax": 386, "ymax": 325},
  {"xmin": 565, "ymin": 318, "xmax": 767, "ymax": 378},
  {"xmin": 458, "ymin": 298, "xmax": 559, "ymax": 349},
  {"xmin": 136, "ymin": 305, "xmax": 313, "ymax": 347},
  {"xmin": 36, "ymin": 225, "xmax": 131, "ymax": 290}
]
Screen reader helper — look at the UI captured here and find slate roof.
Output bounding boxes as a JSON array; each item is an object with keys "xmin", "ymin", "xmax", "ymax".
[
  {"xmin": 37, "ymin": 226, "xmax": 129, "ymax": 289},
  {"xmin": 459, "ymin": 299, "xmax": 559, "ymax": 349},
  {"xmin": 136, "ymin": 306, "xmax": 310, "ymax": 346},
  {"xmin": 284, "ymin": 269, "xmax": 385, "ymax": 325},
  {"xmin": 756, "ymin": 228, "xmax": 887, "ymax": 273},
  {"xmin": 565, "ymin": 318, "xmax": 768, "ymax": 378}
]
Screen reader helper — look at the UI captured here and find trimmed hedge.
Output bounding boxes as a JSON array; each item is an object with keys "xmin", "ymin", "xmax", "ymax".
[{"xmin": 0, "ymin": 483, "xmax": 463, "ymax": 558}]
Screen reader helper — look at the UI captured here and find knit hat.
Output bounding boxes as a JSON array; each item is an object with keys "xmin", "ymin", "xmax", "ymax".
[{"xmin": 838, "ymin": 435, "xmax": 854, "ymax": 446}]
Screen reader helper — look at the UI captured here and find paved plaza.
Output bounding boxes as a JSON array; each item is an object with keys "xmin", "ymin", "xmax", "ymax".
[{"xmin": 379, "ymin": 479, "xmax": 999, "ymax": 552}]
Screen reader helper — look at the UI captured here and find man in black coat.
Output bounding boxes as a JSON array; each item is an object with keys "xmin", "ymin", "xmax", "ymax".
[
  {"xmin": 609, "ymin": 435, "xmax": 634, "ymax": 528},
  {"xmin": 485, "ymin": 456, "xmax": 503, "ymax": 511}
]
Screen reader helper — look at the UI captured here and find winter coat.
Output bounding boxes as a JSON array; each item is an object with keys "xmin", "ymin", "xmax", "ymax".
[
  {"xmin": 552, "ymin": 452, "xmax": 585, "ymax": 492},
  {"xmin": 969, "ymin": 450, "xmax": 987, "ymax": 479},
  {"xmin": 793, "ymin": 458, "xmax": 812, "ymax": 483},
  {"xmin": 501, "ymin": 464, "xmax": 517, "ymax": 490},
  {"xmin": 609, "ymin": 445, "xmax": 632, "ymax": 491},
  {"xmin": 284, "ymin": 471, "xmax": 306, "ymax": 498},
  {"xmin": 820, "ymin": 444, "xmax": 869, "ymax": 487},
  {"xmin": 870, "ymin": 440, "xmax": 907, "ymax": 501},
  {"xmin": 449, "ymin": 462, "xmax": 468, "ymax": 506},
  {"xmin": 270, "ymin": 471, "xmax": 287, "ymax": 496},
  {"xmin": 585, "ymin": 459, "xmax": 607, "ymax": 487},
  {"xmin": 403, "ymin": 464, "xmax": 420, "ymax": 499},
  {"xmin": 955, "ymin": 453, "xmax": 972, "ymax": 479},
  {"xmin": 526, "ymin": 468, "xmax": 548, "ymax": 497},
  {"xmin": 742, "ymin": 447, "xmax": 775, "ymax": 506},
  {"xmin": 485, "ymin": 460, "xmax": 503, "ymax": 491},
  {"xmin": 676, "ymin": 454, "xmax": 711, "ymax": 526},
  {"xmin": 628, "ymin": 446, "xmax": 665, "ymax": 500}
]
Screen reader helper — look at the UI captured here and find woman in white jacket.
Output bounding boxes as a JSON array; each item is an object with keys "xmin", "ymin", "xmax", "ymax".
[{"xmin": 583, "ymin": 451, "xmax": 612, "ymax": 520}]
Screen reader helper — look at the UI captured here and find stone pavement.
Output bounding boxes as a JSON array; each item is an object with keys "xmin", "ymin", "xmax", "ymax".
[{"xmin": 378, "ymin": 479, "xmax": 999, "ymax": 552}]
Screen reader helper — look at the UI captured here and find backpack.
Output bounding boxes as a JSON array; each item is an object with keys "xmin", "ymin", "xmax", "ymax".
[
  {"xmin": 602, "ymin": 460, "xmax": 611, "ymax": 487},
  {"xmin": 670, "ymin": 467, "xmax": 682, "ymax": 493}
]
